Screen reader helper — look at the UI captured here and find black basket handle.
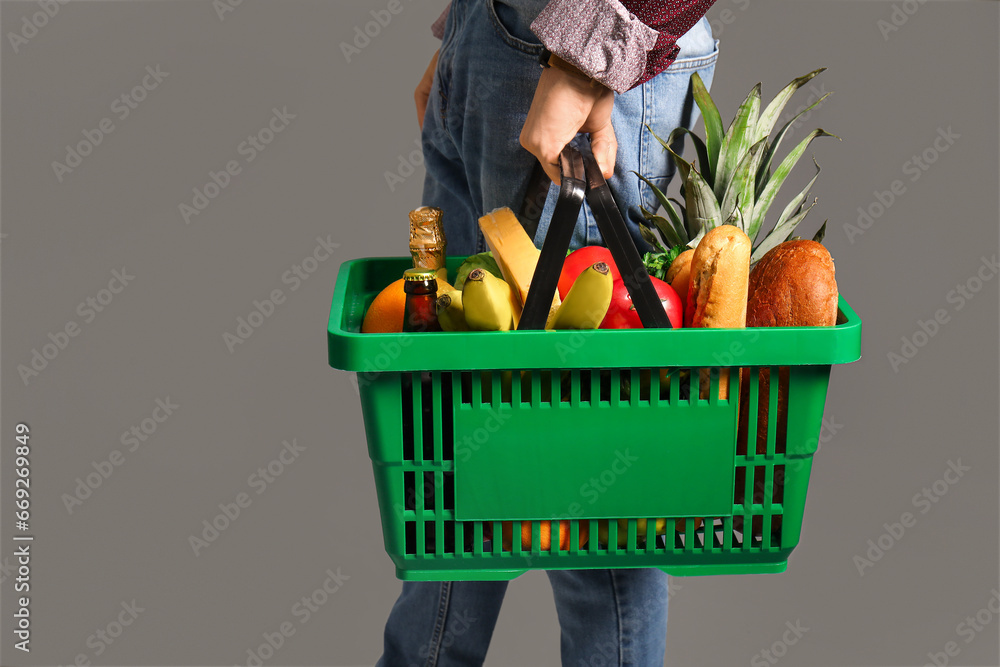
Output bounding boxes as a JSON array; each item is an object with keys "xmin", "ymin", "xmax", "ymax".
[
  {"xmin": 516, "ymin": 142, "xmax": 672, "ymax": 330},
  {"xmin": 517, "ymin": 147, "xmax": 586, "ymax": 330}
]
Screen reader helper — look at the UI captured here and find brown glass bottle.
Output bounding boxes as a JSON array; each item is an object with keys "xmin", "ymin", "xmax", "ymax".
[{"xmin": 402, "ymin": 268, "xmax": 441, "ymax": 333}]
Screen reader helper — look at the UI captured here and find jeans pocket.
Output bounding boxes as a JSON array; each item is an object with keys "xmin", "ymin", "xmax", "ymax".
[
  {"xmin": 667, "ymin": 43, "xmax": 720, "ymax": 73},
  {"xmin": 637, "ymin": 46, "xmax": 720, "ymax": 214},
  {"xmin": 669, "ymin": 16, "xmax": 719, "ymax": 71},
  {"xmin": 486, "ymin": 0, "xmax": 543, "ymax": 55}
]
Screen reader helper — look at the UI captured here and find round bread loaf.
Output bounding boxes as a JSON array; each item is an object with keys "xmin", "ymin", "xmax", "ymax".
[{"xmin": 747, "ymin": 240, "xmax": 838, "ymax": 327}]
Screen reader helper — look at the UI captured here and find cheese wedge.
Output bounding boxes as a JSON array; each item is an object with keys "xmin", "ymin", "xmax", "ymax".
[{"xmin": 478, "ymin": 207, "xmax": 560, "ymax": 320}]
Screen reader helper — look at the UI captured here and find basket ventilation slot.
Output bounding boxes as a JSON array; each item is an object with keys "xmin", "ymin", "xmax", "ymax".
[{"xmin": 398, "ymin": 368, "xmax": 788, "ymax": 558}]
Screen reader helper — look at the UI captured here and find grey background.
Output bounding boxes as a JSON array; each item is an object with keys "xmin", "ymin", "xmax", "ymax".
[{"xmin": 1, "ymin": 1, "xmax": 998, "ymax": 666}]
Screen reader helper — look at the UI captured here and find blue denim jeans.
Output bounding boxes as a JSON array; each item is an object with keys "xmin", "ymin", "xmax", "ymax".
[
  {"xmin": 421, "ymin": 0, "xmax": 719, "ymax": 256},
  {"xmin": 383, "ymin": 2, "xmax": 719, "ymax": 665},
  {"xmin": 377, "ymin": 569, "xmax": 674, "ymax": 667}
]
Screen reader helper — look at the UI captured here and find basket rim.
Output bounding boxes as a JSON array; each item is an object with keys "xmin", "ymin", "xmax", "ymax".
[{"xmin": 328, "ymin": 256, "xmax": 862, "ymax": 372}]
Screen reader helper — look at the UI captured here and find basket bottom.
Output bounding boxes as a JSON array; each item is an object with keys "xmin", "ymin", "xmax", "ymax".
[{"xmin": 394, "ymin": 557, "xmax": 789, "ymax": 581}]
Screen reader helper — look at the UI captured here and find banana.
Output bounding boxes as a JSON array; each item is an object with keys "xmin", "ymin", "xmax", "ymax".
[
  {"xmin": 436, "ymin": 291, "xmax": 469, "ymax": 332},
  {"xmin": 547, "ymin": 262, "xmax": 614, "ymax": 330},
  {"xmin": 462, "ymin": 268, "xmax": 514, "ymax": 331},
  {"xmin": 434, "ymin": 268, "xmax": 457, "ymax": 294}
]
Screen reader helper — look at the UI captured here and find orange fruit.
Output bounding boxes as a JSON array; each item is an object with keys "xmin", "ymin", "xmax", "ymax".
[
  {"xmin": 361, "ymin": 278, "xmax": 407, "ymax": 333},
  {"xmin": 675, "ymin": 517, "xmax": 704, "ymax": 532},
  {"xmin": 361, "ymin": 274, "xmax": 456, "ymax": 334},
  {"xmin": 500, "ymin": 520, "xmax": 589, "ymax": 551}
]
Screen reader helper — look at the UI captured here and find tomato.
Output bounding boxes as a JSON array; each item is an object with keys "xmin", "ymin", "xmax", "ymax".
[
  {"xmin": 558, "ymin": 246, "xmax": 621, "ymax": 299},
  {"xmin": 600, "ymin": 277, "xmax": 683, "ymax": 329}
]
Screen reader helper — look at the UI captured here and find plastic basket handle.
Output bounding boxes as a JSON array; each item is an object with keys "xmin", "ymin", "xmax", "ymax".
[
  {"xmin": 517, "ymin": 146, "xmax": 586, "ymax": 330},
  {"xmin": 581, "ymin": 146, "xmax": 672, "ymax": 329},
  {"xmin": 516, "ymin": 142, "xmax": 672, "ymax": 330}
]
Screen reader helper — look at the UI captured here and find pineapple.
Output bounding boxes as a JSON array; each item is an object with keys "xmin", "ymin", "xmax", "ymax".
[{"xmin": 636, "ymin": 68, "xmax": 837, "ymax": 268}]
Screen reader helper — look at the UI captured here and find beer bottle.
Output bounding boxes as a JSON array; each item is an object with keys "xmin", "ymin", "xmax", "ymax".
[
  {"xmin": 409, "ymin": 207, "xmax": 447, "ymax": 284},
  {"xmin": 402, "ymin": 268, "xmax": 441, "ymax": 333}
]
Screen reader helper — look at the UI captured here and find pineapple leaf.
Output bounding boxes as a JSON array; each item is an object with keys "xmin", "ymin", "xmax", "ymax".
[
  {"xmin": 812, "ymin": 220, "xmax": 828, "ymax": 244},
  {"xmin": 648, "ymin": 124, "xmax": 673, "ymax": 152},
  {"xmin": 685, "ymin": 168, "xmax": 722, "ymax": 245},
  {"xmin": 691, "ymin": 72, "xmax": 724, "ymax": 178},
  {"xmin": 639, "ymin": 223, "xmax": 667, "ymax": 253},
  {"xmin": 756, "ymin": 92, "xmax": 833, "ymax": 198},
  {"xmin": 661, "ymin": 136, "xmax": 692, "ymax": 186},
  {"xmin": 749, "ymin": 129, "xmax": 834, "ymax": 242},
  {"xmin": 751, "ymin": 68, "xmax": 827, "ymax": 147},
  {"xmin": 664, "ymin": 126, "xmax": 714, "ymax": 188},
  {"xmin": 751, "ymin": 199, "xmax": 818, "ymax": 263},
  {"xmin": 771, "ymin": 157, "xmax": 821, "ymax": 236},
  {"xmin": 669, "ymin": 197, "xmax": 699, "ymax": 242},
  {"xmin": 635, "ymin": 172, "xmax": 687, "ymax": 245},
  {"xmin": 634, "ymin": 172, "xmax": 672, "ymax": 215},
  {"xmin": 714, "ymin": 83, "xmax": 761, "ymax": 201},
  {"xmin": 662, "ymin": 196, "xmax": 686, "ymax": 240},
  {"xmin": 650, "ymin": 215, "xmax": 685, "ymax": 248},
  {"xmin": 725, "ymin": 201, "xmax": 746, "ymax": 230},
  {"xmin": 720, "ymin": 138, "xmax": 767, "ymax": 232}
]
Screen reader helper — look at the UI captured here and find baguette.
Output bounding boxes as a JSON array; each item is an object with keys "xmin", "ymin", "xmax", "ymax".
[
  {"xmin": 686, "ymin": 225, "xmax": 751, "ymax": 329},
  {"xmin": 686, "ymin": 225, "xmax": 751, "ymax": 400}
]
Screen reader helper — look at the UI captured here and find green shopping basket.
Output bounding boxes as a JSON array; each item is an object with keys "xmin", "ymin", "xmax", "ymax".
[{"xmin": 326, "ymin": 147, "xmax": 861, "ymax": 581}]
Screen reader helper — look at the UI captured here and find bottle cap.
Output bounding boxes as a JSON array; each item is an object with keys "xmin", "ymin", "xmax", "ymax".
[{"xmin": 403, "ymin": 268, "xmax": 438, "ymax": 282}]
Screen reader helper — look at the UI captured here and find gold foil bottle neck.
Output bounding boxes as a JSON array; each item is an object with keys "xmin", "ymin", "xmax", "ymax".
[{"xmin": 409, "ymin": 206, "xmax": 446, "ymax": 271}]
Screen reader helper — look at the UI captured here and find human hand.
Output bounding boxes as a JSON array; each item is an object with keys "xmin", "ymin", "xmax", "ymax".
[
  {"xmin": 415, "ymin": 50, "xmax": 439, "ymax": 131},
  {"xmin": 520, "ymin": 57, "xmax": 616, "ymax": 184}
]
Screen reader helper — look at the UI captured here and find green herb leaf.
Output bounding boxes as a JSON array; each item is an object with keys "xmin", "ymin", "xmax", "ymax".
[{"xmin": 641, "ymin": 246, "xmax": 685, "ymax": 281}]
